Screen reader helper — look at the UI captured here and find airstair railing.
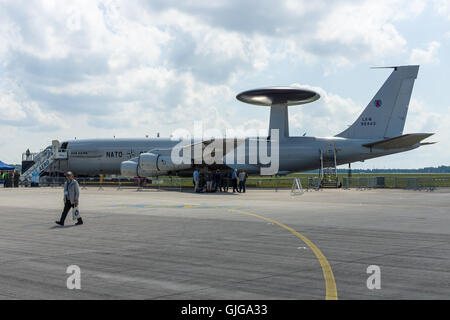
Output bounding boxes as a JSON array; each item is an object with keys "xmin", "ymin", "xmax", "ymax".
[
  {"xmin": 20, "ymin": 148, "xmax": 52, "ymax": 183},
  {"xmin": 320, "ymin": 142, "xmax": 339, "ymax": 187}
]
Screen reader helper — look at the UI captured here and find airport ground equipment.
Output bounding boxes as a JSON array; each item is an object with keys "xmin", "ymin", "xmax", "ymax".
[
  {"xmin": 291, "ymin": 178, "xmax": 304, "ymax": 196},
  {"xmin": 319, "ymin": 142, "xmax": 339, "ymax": 188},
  {"xmin": 307, "ymin": 177, "xmax": 320, "ymax": 190},
  {"xmin": 19, "ymin": 140, "xmax": 68, "ymax": 186}
]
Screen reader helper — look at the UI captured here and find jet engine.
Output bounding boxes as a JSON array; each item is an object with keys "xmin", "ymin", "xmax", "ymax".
[{"xmin": 120, "ymin": 159, "xmax": 139, "ymax": 177}]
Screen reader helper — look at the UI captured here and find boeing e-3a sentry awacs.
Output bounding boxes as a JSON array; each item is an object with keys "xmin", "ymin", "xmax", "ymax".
[{"xmin": 20, "ymin": 65, "xmax": 435, "ymax": 185}]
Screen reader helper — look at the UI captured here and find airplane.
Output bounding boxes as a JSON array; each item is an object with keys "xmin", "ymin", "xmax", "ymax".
[{"xmin": 21, "ymin": 65, "xmax": 434, "ymax": 185}]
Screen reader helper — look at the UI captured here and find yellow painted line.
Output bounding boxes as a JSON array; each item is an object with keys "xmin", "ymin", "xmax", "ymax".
[{"xmin": 229, "ymin": 208, "xmax": 338, "ymax": 300}]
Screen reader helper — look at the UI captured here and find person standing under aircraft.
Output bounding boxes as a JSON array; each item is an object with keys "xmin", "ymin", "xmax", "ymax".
[
  {"xmin": 206, "ymin": 169, "xmax": 213, "ymax": 192},
  {"xmin": 193, "ymin": 169, "xmax": 199, "ymax": 192},
  {"xmin": 221, "ymin": 172, "xmax": 229, "ymax": 192},
  {"xmin": 232, "ymin": 169, "xmax": 239, "ymax": 193},
  {"xmin": 192, "ymin": 169, "xmax": 200, "ymax": 192},
  {"xmin": 56, "ymin": 171, "xmax": 83, "ymax": 226},
  {"xmin": 239, "ymin": 170, "xmax": 247, "ymax": 193},
  {"xmin": 215, "ymin": 169, "xmax": 222, "ymax": 192},
  {"xmin": 244, "ymin": 170, "xmax": 248, "ymax": 192}
]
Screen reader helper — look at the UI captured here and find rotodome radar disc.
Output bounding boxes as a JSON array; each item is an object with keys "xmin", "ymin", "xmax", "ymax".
[{"xmin": 236, "ymin": 87, "xmax": 320, "ymax": 106}]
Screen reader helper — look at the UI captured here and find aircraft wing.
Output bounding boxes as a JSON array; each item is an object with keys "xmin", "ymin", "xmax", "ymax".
[{"xmin": 362, "ymin": 133, "xmax": 435, "ymax": 149}]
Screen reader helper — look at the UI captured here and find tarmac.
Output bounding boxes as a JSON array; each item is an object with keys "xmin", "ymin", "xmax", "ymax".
[{"xmin": 0, "ymin": 186, "xmax": 449, "ymax": 300}]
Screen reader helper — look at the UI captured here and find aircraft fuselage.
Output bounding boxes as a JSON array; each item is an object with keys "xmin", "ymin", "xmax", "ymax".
[{"xmin": 52, "ymin": 136, "xmax": 417, "ymax": 176}]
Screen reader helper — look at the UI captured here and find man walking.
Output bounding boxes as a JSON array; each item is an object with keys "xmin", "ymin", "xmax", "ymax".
[{"xmin": 56, "ymin": 171, "xmax": 83, "ymax": 226}]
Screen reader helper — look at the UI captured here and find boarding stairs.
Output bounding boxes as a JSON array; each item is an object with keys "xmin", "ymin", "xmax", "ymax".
[
  {"xmin": 19, "ymin": 141, "xmax": 68, "ymax": 185},
  {"xmin": 319, "ymin": 142, "xmax": 339, "ymax": 188}
]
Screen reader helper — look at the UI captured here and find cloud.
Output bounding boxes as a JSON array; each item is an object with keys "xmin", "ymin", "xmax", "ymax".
[
  {"xmin": 289, "ymin": 83, "xmax": 360, "ymax": 136},
  {"xmin": 405, "ymin": 98, "xmax": 441, "ymax": 133},
  {"xmin": 434, "ymin": 0, "xmax": 450, "ymax": 19},
  {"xmin": 404, "ymin": 98, "xmax": 450, "ymax": 164},
  {"xmin": 409, "ymin": 41, "xmax": 441, "ymax": 64},
  {"xmin": 312, "ymin": 2, "xmax": 408, "ymax": 66},
  {"xmin": 0, "ymin": 80, "xmax": 66, "ymax": 130},
  {"xmin": 139, "ymin": 0, "xmax": 423, "ymax": 68},
  {"xmin": 0, "ymin": 0, "xmax": 424, "ymax": 87}
]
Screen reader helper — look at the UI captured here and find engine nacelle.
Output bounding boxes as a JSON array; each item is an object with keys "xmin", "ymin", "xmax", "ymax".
[
  {"xmin": 120, "ymin": 160, "xmax": 139, "ymax": 177},
  {"xmin": 139, "ymin": 152, "xmax": 191, "ymax": 172}
]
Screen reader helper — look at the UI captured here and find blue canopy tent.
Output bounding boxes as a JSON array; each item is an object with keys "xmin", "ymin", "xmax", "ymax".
[{"xmin": 0, "ymin": 160, "xmax": 15, "ymax": 171}]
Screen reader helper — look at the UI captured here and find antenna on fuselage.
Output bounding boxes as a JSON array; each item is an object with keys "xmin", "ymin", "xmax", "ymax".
[{"xmin": 236, "ymin": 87, "xmax": 320, "ymax": 139}]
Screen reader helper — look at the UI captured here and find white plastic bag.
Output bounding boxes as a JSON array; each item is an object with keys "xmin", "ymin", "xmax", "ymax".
[{"xmin": 72, "ymin": 206, "xmax": 81, "ymax": 220}]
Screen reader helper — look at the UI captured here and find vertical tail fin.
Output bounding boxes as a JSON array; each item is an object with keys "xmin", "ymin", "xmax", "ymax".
[{"xmin": 337, "ymin": 65, "xmax": 419, "ymax": 139}]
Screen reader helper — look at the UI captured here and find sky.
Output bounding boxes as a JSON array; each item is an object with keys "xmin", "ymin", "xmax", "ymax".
[{"xmin": 0, "ymin": 0, "xmax": 449, "ymax": 169}]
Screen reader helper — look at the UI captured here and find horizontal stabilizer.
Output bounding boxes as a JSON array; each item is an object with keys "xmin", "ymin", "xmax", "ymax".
[{"xmin": 363, "ymin": 133, "xmax": 434, "ymax": 149}]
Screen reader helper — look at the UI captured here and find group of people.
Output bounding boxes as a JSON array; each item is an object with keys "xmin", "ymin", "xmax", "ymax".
[
  {"xmin": 1, "ymin": 170, "xmax": 20, "ymax": 188},
  {"xmin": 193, "ymin": 168, "xmax": 248, "ymax": 193}
]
